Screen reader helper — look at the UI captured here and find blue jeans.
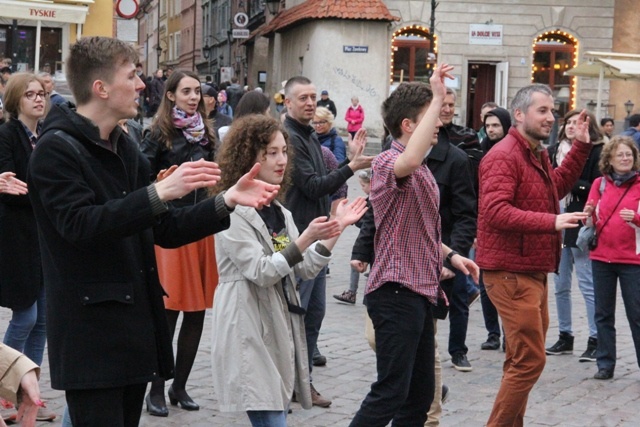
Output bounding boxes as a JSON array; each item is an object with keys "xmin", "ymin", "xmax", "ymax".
[
  {"xmin": 61, "ymin": 406, "xmax": 72, "ymax": 427},
  {"xmin": 247, "ymin": 410, "xmax": 287, "ymax": 427},
  {"xmin": 350, "ymin": 282, "xmax": 435, "ymax": 427},
  {"xmin": 298, "ymin": 266, "xmax": 327, "ymax": 375},
  {"xmin": 554, "ymin": 246, "xmax": 597, "ymax": 337},
  {"xmin": 446, "ymin": 269, "xmax": 470, "ymax": 356},
  {"xmin": 3, "ymin": 287, "xmax": 47, "ymax": 365},
  {"xmin": 592, "ymin": 261, "xmax": 640, "ymax": 372}
]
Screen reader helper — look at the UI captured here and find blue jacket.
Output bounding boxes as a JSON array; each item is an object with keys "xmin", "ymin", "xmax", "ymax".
[{"xmin": 317, "ymin": 128, "xmax": 347, "ymax": 163}]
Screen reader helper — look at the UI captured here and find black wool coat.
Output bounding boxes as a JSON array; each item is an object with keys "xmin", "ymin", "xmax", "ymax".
[
  {"xmin": 28, "ymin": 105, "xmax": 231, "ymax": 390},
  {"xmin": 0, "ymin": 119, "xmax": 42, "ymax": 309}
]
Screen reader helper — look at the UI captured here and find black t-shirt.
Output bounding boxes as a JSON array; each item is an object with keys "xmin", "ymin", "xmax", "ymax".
[{"xmin": 256, "ymin": 204, "xmax": 290, "ymax": 252}]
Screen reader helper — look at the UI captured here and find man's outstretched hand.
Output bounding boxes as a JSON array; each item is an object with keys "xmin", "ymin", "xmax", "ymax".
[{"xmin": 224, "ymin": 163, "xmax": 280, "ymax": 209}]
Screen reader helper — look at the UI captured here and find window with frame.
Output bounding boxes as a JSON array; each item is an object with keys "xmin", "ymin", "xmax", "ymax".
[
  {"xmin": 390, "ymin": 26, "xmax": 436, "ymax": 84},
  {"xmin": 531, "ymin": 31, "xmax": 578, "ymax": 118}
]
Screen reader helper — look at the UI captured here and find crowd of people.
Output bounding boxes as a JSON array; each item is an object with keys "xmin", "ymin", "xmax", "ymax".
[{"xmin": 0, "ymin": 35, "xmax": 640, "ymax": 427}]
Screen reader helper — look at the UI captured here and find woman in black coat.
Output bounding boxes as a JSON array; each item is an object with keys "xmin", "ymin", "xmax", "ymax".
[
  {"xmin": 140, "ymin": 70, "xmax": 218, "ymax": 417},
  {"xmin": 0, "ymin": 74, "xmax": 47, "ymax": 368}
]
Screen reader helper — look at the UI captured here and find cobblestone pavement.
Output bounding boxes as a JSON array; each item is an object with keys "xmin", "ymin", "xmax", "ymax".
[{"xmin": 6, "ymin": 175, "xmax": 640, "ymax": 426}]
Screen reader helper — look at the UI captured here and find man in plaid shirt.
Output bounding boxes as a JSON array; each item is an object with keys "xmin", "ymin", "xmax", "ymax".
[{"xmin": 350, "ymin": 65, "xmax": 479, "ymax": 426}]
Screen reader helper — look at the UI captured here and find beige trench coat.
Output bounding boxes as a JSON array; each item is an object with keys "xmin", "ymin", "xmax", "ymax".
[
  {"xmin": 0, "ymin": 344, "xmax": 39, "ymax": 403},
  {"xmin": 211, "ymin": 203, "xmax": 330, "ymax": 412}
]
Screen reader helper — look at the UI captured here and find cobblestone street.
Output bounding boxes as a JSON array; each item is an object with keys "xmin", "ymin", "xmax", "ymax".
[{"xmin": 5, "ymin": 175, "xmax": 640, "ymax": 426}]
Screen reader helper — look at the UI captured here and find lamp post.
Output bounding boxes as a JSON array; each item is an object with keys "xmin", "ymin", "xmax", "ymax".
[
  {"xmin": 265, "ymin": 0, "xmax": 281, "ymax": 15},
  {"xmin": 587, "ymin": 99, "xmax": 597, "ymax": 113},
  {"xmin": 202, "ymin": 43, "xmax": 211, "ymax": 76},
  {"xmin": 156, "ymin": 44, "xmax": 163, "ymax": 69},
  {"xmin": 624, "ymin": 99, "xmax": 635, "ymax": 129},
  {"xmin": 625, "ymin": 99, "xmax": 635, "ymax": 117}
]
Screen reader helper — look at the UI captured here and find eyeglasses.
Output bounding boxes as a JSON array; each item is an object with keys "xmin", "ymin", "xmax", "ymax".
[
  {"xmin": 312, "ymin": 120, "xmax": 328, "ymax": 126},
  {"xmin": 24, "ymin": 91, "xmax": 46, "ymax": 101},
  {"xmin": 615, "ymin": 152, "xmax": 634, "ymax": 159}
]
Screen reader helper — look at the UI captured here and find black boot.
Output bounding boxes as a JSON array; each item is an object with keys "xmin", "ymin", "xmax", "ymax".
[
  {"xmin": 545, "ymin": 332, "xmax": 574, "ymax": 355},
  {"xmin": 579, "ymin": 337, "xmax": 597, "ymax": 362}
]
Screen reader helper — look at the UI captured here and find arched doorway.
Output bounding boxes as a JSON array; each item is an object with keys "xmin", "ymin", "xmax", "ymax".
[
  {"xmin": 390, "ymin": 25, "xmax": 437, "ymax": 85},
  {"xmin": 531, "ymin": 30, "xmax": 579, "ymax": 118}
]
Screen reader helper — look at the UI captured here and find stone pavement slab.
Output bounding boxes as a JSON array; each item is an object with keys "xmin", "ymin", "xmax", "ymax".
[{"xmin": 5, "ymin": 175, "xmax": 640, "ymax": 426}]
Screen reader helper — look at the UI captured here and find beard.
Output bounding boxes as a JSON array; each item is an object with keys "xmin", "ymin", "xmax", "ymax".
[{"xmin": 523, "ymin": 122, "xmax": 551, "ymax": 141}]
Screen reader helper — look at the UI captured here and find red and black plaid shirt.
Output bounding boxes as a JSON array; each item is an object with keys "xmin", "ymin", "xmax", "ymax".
[{"xmin": 366, "ymin": 140, "xmax": 444, "ymax": 303}]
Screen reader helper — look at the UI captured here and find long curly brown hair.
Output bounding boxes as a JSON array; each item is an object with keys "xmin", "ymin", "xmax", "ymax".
[
  {"xmin": 212, "ymin": 115, "xmax": 293, "ymax": 201},
  {"xmin": 150, "ymin": 70, "xmax": 217, "ymax": 150}
]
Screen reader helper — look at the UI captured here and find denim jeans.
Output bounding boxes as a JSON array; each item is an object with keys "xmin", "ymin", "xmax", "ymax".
[
  {"xmin": 592, "ymin": 261, "xmax": 640, "ymax": 372},
  {"xmin": 553, "ymin": 246, "xmax": 597, "ymax": 337},
  {"xmin": 3, "ymin": 287, "xmax": 47, "ymax": 365},
  {"xmin": 483, "ymin": 271, "xmax": 548, "ymax": 427},
  {"xmin": 350, "ymin": 282, "xmax": 435, "ymax": 427},
  {"xmin": 349, "ymin": 266, "xmax": 360, "ymax": 293},
  {"xmin": 61, "ymin": 405, "xmax": 72, "ymax": 427},
  {"xmin": 446, "ymin": 269, "xmax": 470, "ymax": 356},
  {"xmin": 298, "ymin": 266, "xmax": 327, "ymax": 375},
  {"xmin": 247, "ymin": 410, "xmax": 287, "ymax": 427}
]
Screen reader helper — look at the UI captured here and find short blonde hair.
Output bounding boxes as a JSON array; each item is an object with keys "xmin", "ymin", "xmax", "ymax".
[
  {"xmin": 599, "ymin": 135, "xmax": 640, "ymax": 174},
  {"xmin": 314, "ymin": 106, "xmax": 334, "ymax": 124}
]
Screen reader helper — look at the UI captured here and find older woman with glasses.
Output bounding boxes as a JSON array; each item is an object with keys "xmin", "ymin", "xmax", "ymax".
[
  {"xmin": 0, "ymin": 72, "xmax": 57, "ymax": 421},
  {"xmin": 584, "ymin": 136, "xmax": 640, "ymax": 380}
]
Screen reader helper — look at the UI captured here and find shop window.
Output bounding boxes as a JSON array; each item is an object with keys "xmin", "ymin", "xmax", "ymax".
[
  {"xmin": 390, "ymin": 25, "xmax": 437, "ymax": 85},
  {"xmin": 532, "ymin": 31, "xmax": 578, "ymax": 118}
]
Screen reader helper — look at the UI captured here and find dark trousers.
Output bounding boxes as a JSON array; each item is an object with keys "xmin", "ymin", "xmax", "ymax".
[
  {"xmin": 298, "ymin": 266, "xmax": 327, "ymax": 375},
  {"xmin": 350, "ymin": 282, "xmax": 435, "ymax": 427},
  {"xmin": 446, "ymin": 269, "xmax": 470, "ymax": 356},
  {"xmin": 592, "ymin": 261, "xmax": 640, "ymax": 372},
  {"xmin": 479, "ymin": 271, "xmax": 501, "ymax": 337},
  {"xmin": 66, "ymin": 383, "xmax": 147, "ymax": 427}
]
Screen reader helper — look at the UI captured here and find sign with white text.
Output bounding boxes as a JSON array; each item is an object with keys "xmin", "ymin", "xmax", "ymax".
[{"xmin": 343, "ymin": 46, "xmax": 369, "ymax": 53}]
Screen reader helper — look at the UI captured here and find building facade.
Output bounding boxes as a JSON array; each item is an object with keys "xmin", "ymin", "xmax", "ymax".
[
  {"xmin": 0, "ymin": 0, "xmax": 114, "ymax": 74},
  {"xmin": 246, "ymin": 0, "xmax": 638, "ymax": 135}
]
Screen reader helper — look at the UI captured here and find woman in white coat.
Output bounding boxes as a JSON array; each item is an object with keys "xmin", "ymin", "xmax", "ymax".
[{"xmin": 210, "ymin": 115, "xmax": 367, "ymax": 426}]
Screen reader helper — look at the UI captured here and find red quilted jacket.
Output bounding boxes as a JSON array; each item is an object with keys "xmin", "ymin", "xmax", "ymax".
[{"xmin": 477, "ymin": 127, "xmax": 591, "ymax": 273}]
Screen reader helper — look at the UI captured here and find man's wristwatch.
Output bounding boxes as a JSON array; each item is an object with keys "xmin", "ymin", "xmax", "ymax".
[{"xmin": 445, "ymin": 250, "xmax": 460, "ymax": 264}]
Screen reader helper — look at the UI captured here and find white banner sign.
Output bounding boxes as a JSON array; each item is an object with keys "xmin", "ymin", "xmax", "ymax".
[
  {"xmin": 469, "ymin": 24, "xmax": 503, "ymax": 46},
  {"xmin": 0, "ymin": 0, "xmax": 88, "ymax": 24}
]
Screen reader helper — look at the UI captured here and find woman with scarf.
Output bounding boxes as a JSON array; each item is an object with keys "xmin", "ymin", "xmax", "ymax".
[
  {"xmin": 140, "ymin": 70, "xmax": 219, "ymax": 417},
  {"xmin": 584, "ymin": 136, "xmax": 640, "ymax": 380},
  {"xmin": 545, "ymin": 110, "xmax": 604, "ymax": 362}
]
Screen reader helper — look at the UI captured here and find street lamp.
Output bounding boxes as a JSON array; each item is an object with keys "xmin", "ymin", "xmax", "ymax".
[
  {"xmin": 156, "ymin": 44, "xmax": 163, "ymax": 67},
  {"xmin": 265, "ymin": 0, "xmax": 281, "ymax": 15},
  {"xmin": 586, "ymin": 99, "xmax": 597, "ymax": 112},
  {"xmin": 625, "ymin": 99, "xmax": 635, "ymax": 117}
]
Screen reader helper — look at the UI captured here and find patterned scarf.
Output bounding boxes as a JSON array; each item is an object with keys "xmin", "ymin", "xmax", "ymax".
[{"xmin": 172, "ymin": 106, "xmax": 207, "ymax": 145}]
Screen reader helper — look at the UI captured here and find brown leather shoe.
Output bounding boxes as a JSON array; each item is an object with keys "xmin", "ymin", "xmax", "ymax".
[{"xmin": 310, "ymin": 383, "xmax": 332, "ymax": 408}]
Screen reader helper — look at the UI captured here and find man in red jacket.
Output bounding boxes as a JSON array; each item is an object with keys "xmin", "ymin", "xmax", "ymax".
[{"xmin": 476, "ymin": 83, "xmax": 593, "ymax": 426}]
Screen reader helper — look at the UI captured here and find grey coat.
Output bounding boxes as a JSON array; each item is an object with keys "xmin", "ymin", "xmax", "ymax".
[{"xmin": 211, "ymin": 203, "xmax": 330, "ymax": 411}]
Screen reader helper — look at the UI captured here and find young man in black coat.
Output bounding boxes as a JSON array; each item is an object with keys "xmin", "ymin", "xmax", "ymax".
[{"xmin": 27, "ymin": 36, "xmax": 278, "ymax": 427}]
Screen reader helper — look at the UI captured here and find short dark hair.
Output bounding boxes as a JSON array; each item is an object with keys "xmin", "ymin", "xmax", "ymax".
[
  {"xmin": 381, "ymin": 82, "xmax": 433, "ymax": 139},
  {"xmin": 234, "ymin": 91, "xmax": 270, "ymax": 118},
  {"xmin": 600, "ymin": 117, "xmax": 614, "ymax": 127},
  {"xmin": 629, "ymin": 114, "xmax": 640, "ymax": 128},
  {"xmin": 66, "ymin": 37, "xmax": 138, "ymax": 106},
  {"xmin": 284, "ymin": 76, "xmax": 312, "ymax": 99}
]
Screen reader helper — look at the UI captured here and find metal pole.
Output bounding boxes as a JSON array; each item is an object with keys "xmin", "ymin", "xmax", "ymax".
[
  {"xmin": 428, "ymin": 0, "xmax": 438, "ymax": 77},
  {"xmin": 156, "ymin": 0, "xmax": 161, "ymax": 68}
]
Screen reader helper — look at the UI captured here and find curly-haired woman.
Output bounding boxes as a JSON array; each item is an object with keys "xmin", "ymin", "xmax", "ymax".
[
  {"xmin": 210, "ymin": 114, "xmax": 366, "ymax": 426},
  {"xmin": 140, "ymin": 70, "xmax": 219, "ymax": 416}
]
